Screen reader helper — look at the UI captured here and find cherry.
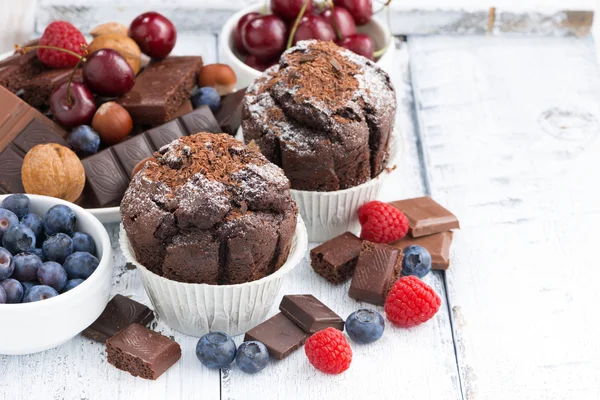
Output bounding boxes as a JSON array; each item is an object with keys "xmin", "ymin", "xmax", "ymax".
[
  {"xmin": 271, "ymin": 0, "xmax": 313, "ymax": 21},
  {"xmin": 333, "ymin": 0, "xmax": 372, "ymax": 25},
  {"xmin": 83, "ymin": 49, "xmax": 135, "ymax": 97},
  {"xmin": 322, "ymin": 7, "xmax": 357, "ymax": 39},
  {"xmin": 245, "ymin": 55, "xmax": 277, "ymax": 72},
  {"xmin": 129, "ymin": 12, "xmax": 177, "ymax": 59},
  {"xmin": 234, "ymin": 12, "xmax": 261, "ymax": 54},
  {"xmin": 337, "ymin": 34, "xmax": 374, "ymax": 60},
  {"xmin": 49, "ymin": 82, "xmax": 97, "ymax": 128},
  {"xmin": 242, "ymin": 15, "xmax": 287, "ymax": 60},
  {"xmin": 293, "ymin": 15, "xmax": 336, "ymax": 45}
]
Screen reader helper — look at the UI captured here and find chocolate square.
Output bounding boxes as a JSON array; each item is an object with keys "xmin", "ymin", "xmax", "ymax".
[
  {"xmin": 279, "ymin": 294, "xmax": 344, "ymax": 333},
  {"xmin": 146, "ymin": 119, "xmax": 187, "ymax": 150},
  {"xmin": 245, "ymin": 313, "xmax": 310, "ymax": 360},
  {"xmin": 391, "ymin": 231, "xmax": 454, "ymax": 270},
  {"xmin": 179, "ymin": 105, "xmax": 221, "ymax": 134},
  {"xmin": 216, "ymin": 88, "xmax": 246, "ymax": 135},
  {"xmin": 81, "ymin": 149, "xmax": 130, "ymax": 207},
  {"xmin": 310, "ymin": 232, "xmax": 362, "ymax": 284},
  {"xmin": 390, "ymin": 196, "xmax": 459, "ymax": 237},
  {"xmin": 112, "ymin": 134, "xmax": 155, "ymax": 178}
]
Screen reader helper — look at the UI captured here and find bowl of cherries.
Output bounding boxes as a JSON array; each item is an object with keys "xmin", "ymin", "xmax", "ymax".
[{"xmin": 220, "ymin": 0, "xmax": 394, "ymax": 88}]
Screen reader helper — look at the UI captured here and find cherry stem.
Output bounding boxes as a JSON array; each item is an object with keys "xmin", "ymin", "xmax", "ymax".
[
  {"xmin": 286, "ymin": 0, "xmax": 311, "ymax": 49},
  {"xmin": 16, "ymin": 44, "xmax": 86, "ymax": 61},
  {"xmin": 65, "ymin": 58, "xmax": 84, "ymax": 107},
  {"xmin": 373, "ymin": 0, "xmax": 392, "ymax": 14},
  {"xmin": 329, "ymin": 1, "xmax": 344, "ymax": 41},
  {"xmin": 261, "ymin": 0, "xmax": 268, "ymax": 14},
  {"xmin": 373, "ymin": 1, "xmax": 392, "ymax": 59}
]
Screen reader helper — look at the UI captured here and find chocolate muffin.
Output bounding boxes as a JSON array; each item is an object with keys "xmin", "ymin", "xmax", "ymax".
[
  {"xmin": 242, "ymin": 40, "xmax": 396, "ymax": 192},
  {"xmin": 121, "ymin": 133, "xmax": 298, "ymax": 285}
]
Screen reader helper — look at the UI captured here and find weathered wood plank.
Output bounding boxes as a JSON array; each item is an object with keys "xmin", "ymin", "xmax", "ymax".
[{"xmin": 409, "ymin": 35, "xmax": 600, "ymax": 399}]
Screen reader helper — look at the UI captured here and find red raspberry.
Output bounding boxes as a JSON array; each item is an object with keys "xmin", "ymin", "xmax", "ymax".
[
  {"xmin": 385, "ymin": 276, "xmax": 441, "ymax": 328},
  {"xmin": 37, "ymin": 21, "xmax": 87, "ymax": 68},
  {"xmin": 304, "ymin": 327, "xmax": 352, "ymax": 374},
  {"xmin": 358, "ymin": 200, "xmax": 409, "ymax": 243}
]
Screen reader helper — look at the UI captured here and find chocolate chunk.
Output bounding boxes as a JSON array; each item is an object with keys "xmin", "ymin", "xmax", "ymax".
[
  {"xmin": 244, "ymin": 313, "xmax": 310, "ymax": 360},
  {"xmin": 348, "ymin": 242, "xmax": 403, "ymax": 306},
  {"xmin": 390, "ymin": 196, "xmax": 459, "ymax": 237},
  {"xmin": 0, "ymin": 44, "xmax": 46, "ymax": 94},
  {"xmin": 112, "ymin": 133, "xmax": 156, "ymax": 178},
  {"xmin": 106, "ymin": 324, "xmax": 181, "ymax": 380},
  {"xmin": 146, "ymin": 119, "xmax": 187, "ymax": 150},
  {"xmin": 82, "ymin": 294, "xmax": 155, "ymax": 343},
  {"xmin": 310, "ymin": 232, "xmax": 362, "ymax": 284},
  {"xmin": 21, "ymin": 68, "xmax": 83, "ymax": 108},
  {"xmin": 81, "ymin": 149, "xmax": 131, "ymax": 208},
  {"xmin": 216, "ymin": 88, "xmax": 246, "ymax": 135},
  {"xmin": 279, "ymin": 294, "xmax": 344, "ymax": 333},
  {"xmin": 391, "ymin": 231, "xmax": 453, "ymax": 270},
  {"xmin": 179, "ymin": 105, "xmax": 220, "ymax": 134}
]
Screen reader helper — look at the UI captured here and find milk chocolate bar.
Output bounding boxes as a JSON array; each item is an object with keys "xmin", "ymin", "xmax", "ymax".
[
  {"xmin": 244, "ymin": 313, "xmax": 310, "ymax": 360},
  {"xmin": 391, "ymin": 231, "xmax": 453, "ymax": 270},
  {"xmin": 279, "ymin": 294, "xmax": 344, "ymax": 333},
  {"xmin": 310, "ymin": 232, "xmax": 362, "ymax": 284},
  {"xmin": 390, "ymin": 196, "xmax": 459, "ymax": 237}
]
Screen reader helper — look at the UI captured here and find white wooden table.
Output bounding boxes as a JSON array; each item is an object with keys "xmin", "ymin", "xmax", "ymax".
[{"xmin": 2, "ymin": 7, "xmax": 600, "ymax": 400}]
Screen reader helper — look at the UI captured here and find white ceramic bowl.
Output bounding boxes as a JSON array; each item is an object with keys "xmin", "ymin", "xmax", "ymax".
[
  {"xmin": 220, "ymin": 3, "xmax": 395, "ymax": 89},
  {"xmin": 120, "ymin": 215, "xmax": 308, "ymax": 337},
  {"xmin": 0, "ymin": 194, "xmax": 112, "ymax": 355}
]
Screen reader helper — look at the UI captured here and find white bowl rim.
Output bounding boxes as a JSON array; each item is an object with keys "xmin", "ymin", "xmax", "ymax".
[
  {"xmin": 120, "ymin": 214, "xmax": 308, "ymax": 288},
  {"xmin": 0, "ymin": 194, "xmax": 112, "ymax": 309}
]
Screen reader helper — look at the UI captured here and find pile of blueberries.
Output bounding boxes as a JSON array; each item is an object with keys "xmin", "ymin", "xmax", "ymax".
[{"xmin": 0, "ymin": 194, "xmax": 99, "ymax": 304}]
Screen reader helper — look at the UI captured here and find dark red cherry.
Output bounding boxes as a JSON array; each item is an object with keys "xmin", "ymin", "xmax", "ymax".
[
  {"xmin": 234, "ymin": 12, "xmax": 261, "ymax": 54},
  {"xmin": 337, "ymin": 34, "xmax": 374, "ymax": 60},
  {"xmin": 49, "ymin": 82, "xmax": 97, "ymax": 128},
  {"xmin": 83, "ymin": 49, "xmax": 135, "ymax": 97},
  {"xmin": 242, "ymin": 15, "xmax": 287, "ymax": 60},
  {"xmin": 245, "ymin": 55, "xmax": 277, "ymax": 72},
  {"xmin": 271, "ymin": 0, "xmax": 313, "ymax": 21},
  {"xmin": 129, "ymin": 11, "xmax": 177, "ymax": 59},
  {"xmin": 293, "ymin": 15, "xmax": 336, "ymax": 45},
  {"xmin": 333, "ymin": 0, "xmax": 372, "ymax": 25},
  {"xmin": 322, "ymin": 7, "xmax": 357, "ymax": 38}
]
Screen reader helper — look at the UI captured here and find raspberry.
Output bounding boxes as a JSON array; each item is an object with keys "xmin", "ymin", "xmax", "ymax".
[
  {"xmin": 37, "ymin": 21, "xmax": 87, "ymax": 68},
  {"xmin": 304, "ymin": 327, "xmax": 352, "ymax": 374},
  {"xmin": 358, "ymin": 201, "xmax": 409, "ymax": 243},
  {"xmin": 384, "ymin": 276, "xmax": 441, "ymax": 328}
]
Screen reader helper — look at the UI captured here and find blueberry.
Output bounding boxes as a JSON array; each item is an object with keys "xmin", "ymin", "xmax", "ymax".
[
  {"xmin": 23, "ymin": 285, "xmax": 58, "ymax": 303},
  {"xmin": 2, "ymin": 223, "xmax": 36, "ymax": 255},
  {"xmin": 37, "ymin": 261, "xmax": 68, "ymax": 292},
  {"xmin": 62, "ymin": 278, "xmax": 84, "ymax": 293},
  {"xmin": 12, "ymin": 253, "xmax": 43, "ymax": 281},
  {"xmin": 196, "ymin": 332, "xmax": 237, "ymax": 369},
  {"xmin": 44, "ymin": 205, "xmax": 76, "ymax": 236},
  {"xmin": 0, "ymin": 208, "xmax": 19, "ymax": 242},
  {"xmin": 21, "ymin": 213, "xmax": 45, "ymax": 243},
  {"xmin": 0, "ymin": 285, "xmax": 5, "ymax": 304},
  {"xmin": 72, "ymin": 232, "xmax": 96, "ymax": 255},
  {"xmin": 191, "ymin": 87, "xmax": 221, "ymax": 112},
  {"xmin": 0, "ymin": 247, "xmax": 14, "ymax": 280},
  {"xmin": 68, "ymin": 125, "xmax": 101, "ymax": 157},
  {"xmin": 0, "ymin": 278, "xmax": 24, "ymax": 303},
  {"xmin": 42, "ymin": 233, "xmax": 74, "ymax": 264},
  {"xmin": 2, "ymin": 194, "xmax": 30, "ymax": 219},
  {"xmin": 346, "ymin": 309, "xmax": 385, "ymax": 344},
  {"xmin": 29, "ymin": 247, "xmax": 46, "ymax": 262},
  {"xmin": 236, "ymin": 341, "xmax": 269, "ymax": 374},
  {"xmin": 21, "ymin": 281, "xmax": 37, "ymax": 297},
  {"xmin": 63, "ymin": 252, "xmax": 99, "ymax": 279},
  {"xmin": 401, "ymin": 245, "xmax": 432, "ymax": 278}
]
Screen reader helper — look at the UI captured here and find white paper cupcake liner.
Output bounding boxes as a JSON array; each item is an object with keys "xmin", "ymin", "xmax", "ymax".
[{"xmin": 119, "ymin": 216, "xmax": 308, "ymax": 337}]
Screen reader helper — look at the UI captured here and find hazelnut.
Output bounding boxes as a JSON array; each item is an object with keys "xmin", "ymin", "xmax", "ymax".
[
  {"xmin": 92, "ymin": 102, "xmax": 133, "ymax": 145},
  {"xmin": 88, "ymin": 34, "xmax": 142, "ymax": 74},
  {"xmin": 198, "ymin": 64, "xmax": 237, "ymax": 96},
  {"xmin": 131, "ymin": 156, "xmax": 155, "ymax": 178},
  {"xmin": 90, "ymin": 22, "xmax": 129, "ymax": 38},
  {"xmin": 22, "ymin": 144, "xmax": 85, "ymax": 202}
]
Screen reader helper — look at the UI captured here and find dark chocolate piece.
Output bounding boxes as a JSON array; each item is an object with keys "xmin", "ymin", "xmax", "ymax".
[
  {"xmin": 21, "ymin": 68, "xmax": 83, "ymax": 108},
  {"xmin": 106, "ymin": 324, "xmax": 181, "ymax": 380},
  {"xmin": 245, "ymin": 313, "xmax": 310, "ymax": 360},
  {"xmin": 348, "ymin": 241, "xmax": 403, "ymax": 306},
  {"xmin": 0, "ymin": 44, "xmax": 46, "ymax": 94},
  {"xmin": 173, "ymin": 100, "xmax": 193, "ymax": 119},
  {"xmin": 279, "ymin": 294, "xmax": 344, "ymax": 333},
  {"xmin": 391, "ymin": 231, "xmax": 453, "ymax": 270},
  {"xmin": 216, "ymin": 88, "xmax": 246, "ymax": 135},
  {"xmin": 82, "ymin": 294, "xmax": 155, "ymax": 343},
  {"xmin": 310, "ymin": 232, "xmax": 362, "ymax": 284},
  {"xmin": 390, "ymin": 196, "xmax": 459, "ymax": 237}
]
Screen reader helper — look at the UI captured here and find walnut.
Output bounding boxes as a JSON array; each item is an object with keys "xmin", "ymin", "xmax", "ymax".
[{"xmin": 90, "ymin": 22, "xmax": 128, "ymax": 38}]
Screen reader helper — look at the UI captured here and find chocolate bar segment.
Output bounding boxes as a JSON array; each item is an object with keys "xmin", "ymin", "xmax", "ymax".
[
  {"xmin": 391, "ymin": 231, "xmax": 453, "ymax": 270},
  {"xmin": 279, "ymin": 294, "xmax": 344, "ymax": 333},
  {"xmin": 348, "ymin": 242, "xmax": 403, "ymax": 306},
  {"xmin": 216, "ymin": 88, "xmax": 246, "ymax": 135},
  {"xmin": 244, "ymin": 313, "xmax": 310, "ymax": 360},
  {"xmin": 390, "ymin": 196, "xmax": 459, "ymax": 237},
  {"xmin": 310, "ymin": 232, "xmax": 362, "ymax": 284},
  {"xmin": 81, "ymin": 149, "xmax": 131, "ymax": 208},
  {"xmin": 83, "ymin": 294, "xmax": 155, "ymax": 343}
]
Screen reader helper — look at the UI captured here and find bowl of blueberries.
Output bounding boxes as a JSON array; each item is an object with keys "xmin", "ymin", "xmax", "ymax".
[{"xmin": 0, "ymin": 194, "xmax": 112, "ymax": 355}]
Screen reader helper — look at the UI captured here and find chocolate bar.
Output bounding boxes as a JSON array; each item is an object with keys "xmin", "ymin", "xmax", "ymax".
[
  {"xmin": 81, "ymin": 105, "xmax": 220, "ymax": 207},
  {"xmin": 244, "ymin": 313, "xmax": 310, "ymax": 360},
  {"xmin": 216, "ymin": 88, "xmax": 246, "ymax": 135},
  {"xmin": 118, "ymin": 56, "xmax": 203, "ymax": 126},
  {"xmin": 348, "ymin": 242, "xmax": 403, "ymax": 306},
  {"xmin": 106, "ymin": 324, "xmax": 181, "ymax": 380},
  {"xmin": 21, "ymin": 68, "xmax": 83, "ymax": 108},
  {"xmin": 82, "ymin": 294, "xmax": 155, "ymax": 343},
  {"xmin": 279, "ymin": 294, "xmax": 344, "ymax": 333},
  {"xmin": 392, "ymin": 231, "xmax": 453, "ymax": 270},
  {"xmin": 0, "ymin": 86, "xmax": 67, "ymax": 193},
  {"xmin": 390, "ymin": 196, "xmax": 459, "ymax": 237},
  {"xmin": 310, "ymin": 232, "xmax": 362, "ymax": 284}
]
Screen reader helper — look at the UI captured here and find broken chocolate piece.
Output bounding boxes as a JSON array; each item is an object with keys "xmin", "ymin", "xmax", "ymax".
[
  {"xmin": 279, "ymin": 294, "xmax": 344, "ymax": 333},
  {"xmin": 391, "ymin": 231, "xmax": 453, "ymax": 270},
  {"xmin": 244, "ymin": 313, "xmax": 310, "ymax": 360},
  {"xmin": 310, "ymin": 232, "xmax": 362, "ymax": 284},
  {"xmin": 390, "ymin": 196, "xmax": 459, "ymax": 237},
  {"xmin": 216, "ymin": 88, "xmax": 246, "ymax": 135}
]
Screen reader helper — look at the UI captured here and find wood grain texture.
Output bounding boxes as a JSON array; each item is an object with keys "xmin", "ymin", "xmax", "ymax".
[{"xmin": 409, "ymin": 35, "xmax": 600, "ymax": 399}]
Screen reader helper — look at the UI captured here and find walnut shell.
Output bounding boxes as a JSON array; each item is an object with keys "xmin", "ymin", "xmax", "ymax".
[
  {"xmin": 88, "ymin": 34, "xmax": 142, "ymax": 74},
  {"xmin": 22, "ymin": 144, "xmax": 86, "ymax": 202},
  {"xmin": 90, "ymin": 22, "xmax": 128, "ymax": 38}
]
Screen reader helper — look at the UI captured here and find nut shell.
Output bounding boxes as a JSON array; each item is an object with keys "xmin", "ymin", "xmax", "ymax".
[
  {"xmin": 198, "ymin": 64, "xmax": 237, "ymax": 96},
  {"xmin": 90, "ymin": 22, "xmax": 129, "ymax": 38},
  {"xmin": 88, "ymin": 34, "xmax": 142, "ymax": 74},
  {"xmin": 92, "ymin": 102, "xmax": 133, "ymax": 145},
  {"xmin": 22, "ymin": 144, "xmax": 85, "ymax": 202}
]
